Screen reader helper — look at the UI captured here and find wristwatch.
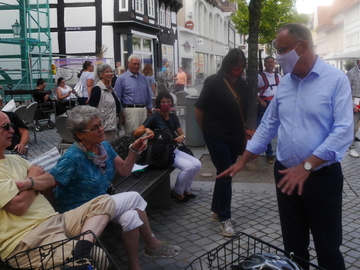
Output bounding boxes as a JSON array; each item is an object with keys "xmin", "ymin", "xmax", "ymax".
[{"xmin": 303, "ymin": 161, "xmax": 313, "ymax": 172}]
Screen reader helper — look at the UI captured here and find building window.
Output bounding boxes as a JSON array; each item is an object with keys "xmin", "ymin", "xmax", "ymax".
[
  {"xmin": 121, "ymin": 35, "xmax": 153, "ymax": 69},
  {"xmin": 228, "ymin": 26, "xmax": 235, "ymax": 49},
  {"xmin": 216, "ymin": 55, "xmax": 223, "ymax": 72},
  {"xmin": 134, "ymin": 37, "xmax": 153, "ymax": 64},
  {"xmin": 148, "ymin": 0, "xmax": 155, "ymax": 17},
  {"xmin": 159, "ymin": 4, "xmax": 165, "ymax": 26},
  {"xmin": 135, "ymin": 0, "xmax": 144, "ymax": 14},
  {"xmin": 166, "ymin": 6, "xmax": 171, "ymax": 28},
  {"xmin": 119, "ymin": 0, "xmax": 128, "ymax": 11},
  {"xmin": 195, "ymin": 53, "xmax": 207, "ymax": 84}
]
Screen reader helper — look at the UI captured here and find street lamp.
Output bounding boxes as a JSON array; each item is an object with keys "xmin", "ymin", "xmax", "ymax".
[{"xmin": 12, "ymin": 20, "xmax": 21, "ymax": 38}]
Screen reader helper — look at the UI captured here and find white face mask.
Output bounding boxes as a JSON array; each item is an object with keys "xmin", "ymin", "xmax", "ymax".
[{"xmin": 276, "ymin": 44, "xmax": 302, "ymax": 74}]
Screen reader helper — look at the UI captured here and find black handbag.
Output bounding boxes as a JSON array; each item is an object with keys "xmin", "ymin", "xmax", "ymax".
[
  {"xmin": 178, "ymin": 143, "xmax": 194, "ymax": 156},
  {"xmin": 161, "ymin": 116, "xmax": 194, "ymax": 157}
]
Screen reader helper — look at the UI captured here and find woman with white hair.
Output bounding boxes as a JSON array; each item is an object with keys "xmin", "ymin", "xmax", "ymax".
[
  {"xmin": 51, "ymin": 106, "xmax": 181, "ymax": 270},
  {"xmin": 89, "ymin": 64, "xmax": 121, "ymax": 141}
]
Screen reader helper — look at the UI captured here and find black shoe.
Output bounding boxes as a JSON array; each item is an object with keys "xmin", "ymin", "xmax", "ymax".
[
  {"xmin": 184, "ymin": 192, "xmax": 197, "ymax": 199},
  {"xmin": 171, "ymin": 192, "xmax": 189, "ymax": 202},
  {"xmin": 355, "ymin": 137, "xmax": 360, "ymax": 141}
]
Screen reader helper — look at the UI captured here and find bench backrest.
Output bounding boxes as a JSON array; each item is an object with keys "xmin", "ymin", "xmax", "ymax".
[
  {"xmin": 30, "ymin": 147, "xmax": 61, "ymax": 172},
  {"xmin": 109, "ymin": 134, "xmax": 135, "ymax": 160}
]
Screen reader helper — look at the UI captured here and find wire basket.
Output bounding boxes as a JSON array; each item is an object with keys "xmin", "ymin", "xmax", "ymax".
[
  {"xmin": 184, "ymin": 232, "xmax": 325, "ymax": 270},
  {"xmin": 1, "ymin": 230, "xmax": 120, "ymax": 270}
]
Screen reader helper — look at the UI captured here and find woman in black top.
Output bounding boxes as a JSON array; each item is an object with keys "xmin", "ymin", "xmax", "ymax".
[
  {"xmin": 134, "ymin": 92, "xmax": 202, "ymax": 202},
  {"xmin": 194, "ymin": 48, "xmax": 250, "ymax": 237}
]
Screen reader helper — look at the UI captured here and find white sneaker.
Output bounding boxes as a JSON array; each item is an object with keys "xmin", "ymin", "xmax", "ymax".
[
  {"xmin": 220, "ymin": 219, "xmax": 235, "ymax": 237},
  {"xmin": 349, "ymin": 149, "xmax": 359, "ymax": 158},
  {"xmin": 211, "ymin": 212, "xmax": 237, "ymax": 224}
]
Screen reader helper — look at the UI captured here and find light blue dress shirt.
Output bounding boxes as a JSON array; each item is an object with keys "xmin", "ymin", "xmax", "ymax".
[
  {"xmin": 247, "ymin": 56, "xmax": 353, "ymax": 170},
  {"xmin": 114, "ymin": 70, "xmax": 153, "ymax": 109}
]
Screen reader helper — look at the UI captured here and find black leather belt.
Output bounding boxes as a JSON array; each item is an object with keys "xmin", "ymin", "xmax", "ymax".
[{"xmin": 123, "ymin": 104, "xmax": 146, "ymax": 108}]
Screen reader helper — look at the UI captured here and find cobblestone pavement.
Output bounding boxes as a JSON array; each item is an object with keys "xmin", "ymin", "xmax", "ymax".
[{"xmin": 26, "ymin": 112, "xmax": 360, "ymax": 270}]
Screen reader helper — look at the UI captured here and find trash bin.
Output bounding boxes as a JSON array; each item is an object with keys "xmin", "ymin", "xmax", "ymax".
[{"xmin": 185, "ymin": 96, "xmax": 205, "ymax": 147}]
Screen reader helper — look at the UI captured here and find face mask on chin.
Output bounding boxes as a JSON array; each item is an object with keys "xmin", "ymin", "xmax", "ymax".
[
  {"xmin": 276, "ymin": 47, "xmax": 302, "ymax": 75},
  {"xmin": 229, "ymin": 67, "xmax": 243, "ymax": 78}
]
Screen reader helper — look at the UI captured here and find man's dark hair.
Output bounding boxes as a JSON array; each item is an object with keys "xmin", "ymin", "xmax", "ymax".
[
  {"xmin": 264, "ymin": 56, "xmax": 274, "ymax": 63},
  {"xmin": 155, "ymin": 92, "xmax": 174, "ymax": 108},
  {"xmin": 218, "ymin": 48, "xmax": 246, "ymax": 76},
  {"xmin": 37, "ymin": 78, "xmax": 46, "ymax": 87},
  {"xmin": 278, "ymin": 23, "xmax": 314, "ymax": 51}
]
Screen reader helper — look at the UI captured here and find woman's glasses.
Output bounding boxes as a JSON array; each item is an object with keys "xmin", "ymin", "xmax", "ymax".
[
  {"xmin": 82, "ymin": 123, "xmax": 103, "ymax": 132},
  {"xmin": 0, "ymin": 123, "xmax": 13, "ymax": 131}
]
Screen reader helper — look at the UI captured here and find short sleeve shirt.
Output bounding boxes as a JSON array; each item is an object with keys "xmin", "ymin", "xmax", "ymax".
[
  {"xmin": 0, "ymin": 155, "xmax": 56, "ymax": 259},
  {"xmin": 142, "ymin": 112, "xmax": 180, "ymax": 131},
  {"xmin": 195, "ymin": 73, "xmax": 249, "ymax": 142}
]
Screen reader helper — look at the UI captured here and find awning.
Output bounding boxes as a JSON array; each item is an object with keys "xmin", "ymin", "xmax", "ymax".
[{"xmin": 325, "ymin": 50, "xmax": 360, "ymax": 60}]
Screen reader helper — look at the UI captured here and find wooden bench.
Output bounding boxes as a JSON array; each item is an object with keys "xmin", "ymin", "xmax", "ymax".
[{"xmin": 110, "ymin": 135, "xmax": 174, "ymax": 209}]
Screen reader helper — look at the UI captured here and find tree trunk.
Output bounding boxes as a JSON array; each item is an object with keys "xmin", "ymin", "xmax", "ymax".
[{"xmin": 246, "ymin": 0, "xmax": 262, "ymax": 129}]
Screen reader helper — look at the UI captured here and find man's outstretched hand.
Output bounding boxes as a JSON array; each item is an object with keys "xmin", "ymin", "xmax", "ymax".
[{"xmin": 217, "ymin": 163, "xmax": 244, "ymax": 178}]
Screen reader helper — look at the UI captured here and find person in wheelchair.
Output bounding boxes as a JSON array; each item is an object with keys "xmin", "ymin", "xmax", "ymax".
[
  {"xmin": 0, "ymin": 111, "xmax": 115, "ymax": 269},
  {"xmin": 34, "ymin": 78, "xmax": 67, "ymax": 117}
]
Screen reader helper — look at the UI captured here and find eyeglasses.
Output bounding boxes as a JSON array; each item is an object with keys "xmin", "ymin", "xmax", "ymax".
[
  {"xmin": 82, "ymin": 123, "xmax": 103, "ymax": 132},
  {"xmin": 160, "ymin": 101, "xmax": 172, "ymax": 104},
  {"xmin": 104, "ymin": 70, "xmax": 114, "ymax": 74},
  {"xmin": 273, "ymin": 40, "xmax": 302, "ymax": 54},
  {"xmin": 0, "ymin": 123, "xmax": 13, "ymax": 131}
]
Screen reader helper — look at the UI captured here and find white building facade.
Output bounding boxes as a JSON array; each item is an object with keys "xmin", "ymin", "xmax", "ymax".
[
  {"xmin": 177, "ymin": 0, "xmax": 247, "ymax": 86},
  {"xmin": 314, "ymin": 0, "xmax": 360, "ymax": 69}
]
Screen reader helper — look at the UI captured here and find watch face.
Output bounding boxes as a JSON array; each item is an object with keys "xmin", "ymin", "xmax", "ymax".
[{"xmin": 304, "ymin": 162, "xmax": 312, "ymax": 171}]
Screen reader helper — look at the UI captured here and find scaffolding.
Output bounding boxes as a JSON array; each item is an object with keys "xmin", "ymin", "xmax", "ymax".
[{"xmin": 0, "ymin": 0, "xmax": 52, "ymax": 96}]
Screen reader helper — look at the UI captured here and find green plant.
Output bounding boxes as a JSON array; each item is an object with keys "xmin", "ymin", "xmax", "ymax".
[{"xmin": 344, "ymin": 60, "xmax": 355, "ymax": 71}]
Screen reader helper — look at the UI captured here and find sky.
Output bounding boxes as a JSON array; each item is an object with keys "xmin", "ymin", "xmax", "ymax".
[{"xmin": 296, "ymin": 0, "xmax": 334, "ymax": 14}]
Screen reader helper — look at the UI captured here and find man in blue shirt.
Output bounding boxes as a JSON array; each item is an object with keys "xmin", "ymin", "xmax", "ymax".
[
  {"xmin": 219, "ymin": 23, "xmax": 353, "ymax": 270},
  {"xmin": 114, "ymin": 54, "xmax": 153, "ymax": 134}
]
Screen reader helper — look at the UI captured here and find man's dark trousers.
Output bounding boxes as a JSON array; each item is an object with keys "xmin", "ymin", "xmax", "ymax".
[{"xmin": 274, "ymin": 161, "xmax": 345, "ymax": 270}]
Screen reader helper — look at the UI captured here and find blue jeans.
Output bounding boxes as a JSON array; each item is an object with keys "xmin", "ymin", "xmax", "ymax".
[
  {"xmin": 274, "ymin": 161, "xmax": 345, "ymax": 270},
  {"xmin": 257, "ymin": 102, "xmax": 273, "ymax": 156},
  {"xmin": 204, "ymin": 134, "xmax": 242, "ymax": 222}
]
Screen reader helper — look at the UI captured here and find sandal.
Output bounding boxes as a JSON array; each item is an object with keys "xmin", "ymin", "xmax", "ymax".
[{"xmin": 143, "ymin": 242, "xmax": 181, "ymax": 259}]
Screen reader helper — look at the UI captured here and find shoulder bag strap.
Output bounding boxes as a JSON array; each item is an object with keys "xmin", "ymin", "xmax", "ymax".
[{"xmin": 223, "ymin": 77, "xmax": 247, "ymax": 131}]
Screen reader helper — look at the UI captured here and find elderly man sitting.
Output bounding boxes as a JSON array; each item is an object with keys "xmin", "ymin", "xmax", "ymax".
[{"xmin": 0, "ymin": 111, "xmax": 115, "ymax": 269}]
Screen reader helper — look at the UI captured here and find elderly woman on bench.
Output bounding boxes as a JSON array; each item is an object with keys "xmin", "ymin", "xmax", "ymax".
[{"xmin": 50, "ymin": 106, "xmax": 180, "ymax": 270}]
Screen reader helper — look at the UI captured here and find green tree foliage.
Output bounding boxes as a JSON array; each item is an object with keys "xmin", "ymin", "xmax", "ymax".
[
  {"xmin": 232, "ymin": 0, "xmax": 309, "ymax": 48},
  {"xmin": 344, "ymin": 60, "xmax": 355, "ymax": 71}
]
